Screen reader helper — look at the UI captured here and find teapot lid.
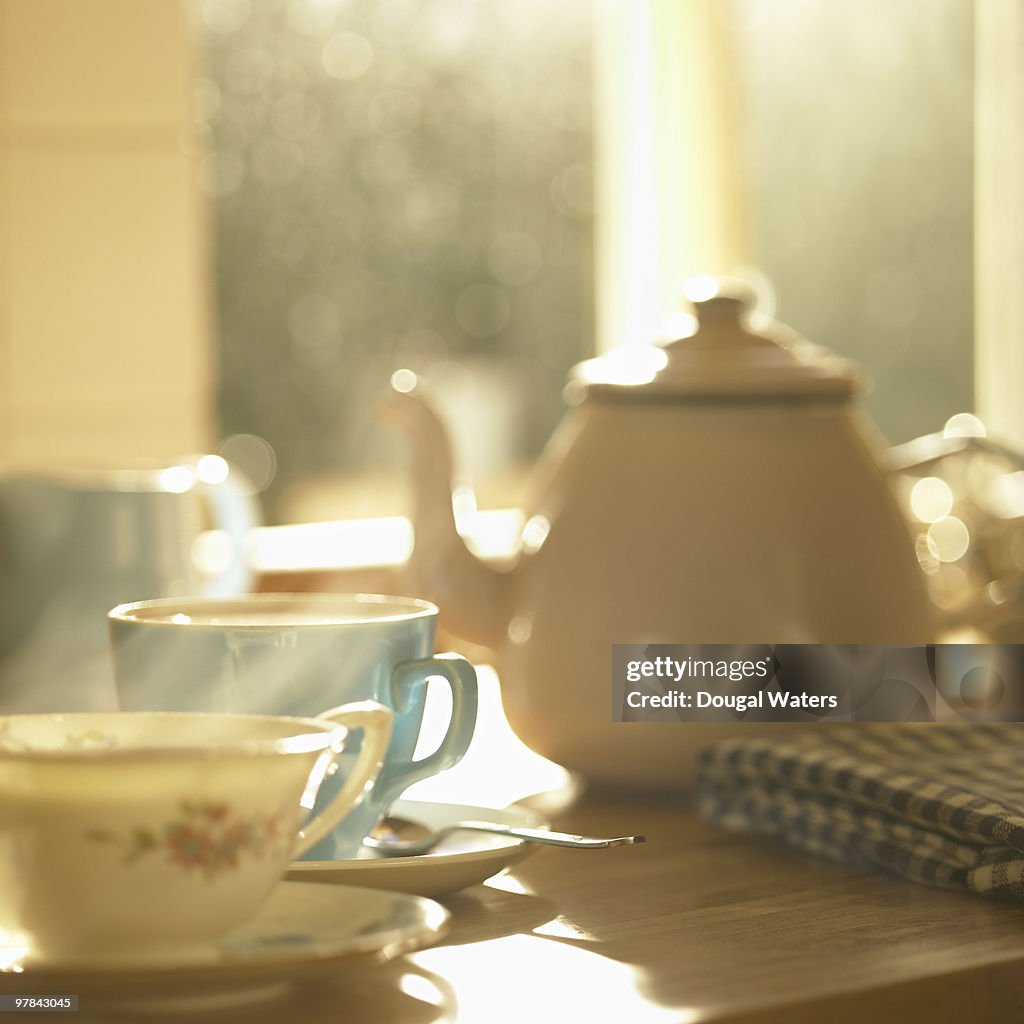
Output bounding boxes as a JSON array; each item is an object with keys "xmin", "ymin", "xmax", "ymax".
[{"xmin": 571, "ymin": 277, "xmax": 861, "ymax": 401}]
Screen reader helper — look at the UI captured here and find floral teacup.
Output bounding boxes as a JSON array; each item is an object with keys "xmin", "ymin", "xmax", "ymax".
[{"xmin": 0, "ymin": 704, "xmax": 392, "ymax": 963}]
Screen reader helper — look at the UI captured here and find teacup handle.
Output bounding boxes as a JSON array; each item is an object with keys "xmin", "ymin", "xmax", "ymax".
[
  {"xmin": 292, "ymin": 701, "xmax": 393, "ymax": 857},
  {"xmin": 376, "ymin": 653, "xmax": 478, "ymax": 805}
]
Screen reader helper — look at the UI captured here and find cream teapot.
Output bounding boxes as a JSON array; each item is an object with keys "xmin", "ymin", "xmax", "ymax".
[{"xmin": 386, "ymin": 279, "xmax": 1002, "ymax": 791}]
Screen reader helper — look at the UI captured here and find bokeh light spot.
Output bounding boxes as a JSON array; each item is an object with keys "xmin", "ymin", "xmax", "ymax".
[
  {"xmin": 927, "ymin": 516, "xmax": 970, "ymax": 562},
  {"xmin": 909, "ymin": 476, "xmax": 954, "ymax": 522},
  {"xmin": 322, "ymin": 32, "xmax": 374, "ymax": 80}
]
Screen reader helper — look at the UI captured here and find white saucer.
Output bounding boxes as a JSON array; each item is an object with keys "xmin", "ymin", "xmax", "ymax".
[
  {"xmin": 287, "ymin": 799, "xmax": 543, "ymax": 896},
  {"xmin": 0, "ymin": 881, "xmax": 448, "ymax": 1012}
]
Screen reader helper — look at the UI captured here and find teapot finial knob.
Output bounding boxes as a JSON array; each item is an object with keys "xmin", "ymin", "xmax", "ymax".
[{"xmin": 683, "ymin": 275, "xmax": 757, "ymax": 322}]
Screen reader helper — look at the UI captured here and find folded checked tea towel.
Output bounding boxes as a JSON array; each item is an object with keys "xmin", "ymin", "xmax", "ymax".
[{"xmin": 697, "ymin": 725, "xmax": 1024, "ymax": 900}]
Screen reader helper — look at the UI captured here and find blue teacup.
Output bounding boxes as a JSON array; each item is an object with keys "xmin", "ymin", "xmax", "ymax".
[{"xmin": 108, "ymin": 593, "xmax": 478, "ymax": 860}]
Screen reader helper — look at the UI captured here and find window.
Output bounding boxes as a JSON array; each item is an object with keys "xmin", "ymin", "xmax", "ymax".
[
  {"xmin": 194, "ymin": 0, "xmax": 594, "ymax": 520},
  {"xmin": 2, "ymin": 1, "xmax": 1008, "ymax": 524}
]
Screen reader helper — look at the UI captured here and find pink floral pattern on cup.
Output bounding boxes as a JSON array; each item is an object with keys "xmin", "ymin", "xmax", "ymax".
[{"xmin": 87, "ymin": 799, "xmax": 285, "ymax": 881}]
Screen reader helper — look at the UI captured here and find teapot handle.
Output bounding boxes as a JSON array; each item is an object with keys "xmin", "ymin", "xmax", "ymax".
[
  {"xmin": 886, "ymin": 431, "xmax": 1024, "ymax": 636},
  {"xmin": 886, "ymin": 431, "xmax": 1023, "ymax": 475}
]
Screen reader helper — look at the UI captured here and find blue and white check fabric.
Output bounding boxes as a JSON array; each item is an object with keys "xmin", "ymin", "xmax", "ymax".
[{"xmin": 698, "ymin": 725, "xmax": 1024, "ymax": 899}]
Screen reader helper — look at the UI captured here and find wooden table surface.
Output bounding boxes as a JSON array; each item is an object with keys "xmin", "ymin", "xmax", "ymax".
[
  {"xmin": 56, "ymin": 791, "xmax": 1024, "ymax": 1024},
  {"xmin": 20, "ymin": 662, "xmax": 1024, "ymax": 1024}
]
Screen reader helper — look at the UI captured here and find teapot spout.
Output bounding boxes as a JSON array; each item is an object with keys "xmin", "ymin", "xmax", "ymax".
[{"xmin": 381, "ymin": 381, "xmax": 512, "ymax": 651}]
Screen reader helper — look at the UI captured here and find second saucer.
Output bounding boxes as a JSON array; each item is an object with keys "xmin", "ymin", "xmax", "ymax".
[{"xmin": 287, "ymin": 799, "xmax": 541, "ymax": 897}]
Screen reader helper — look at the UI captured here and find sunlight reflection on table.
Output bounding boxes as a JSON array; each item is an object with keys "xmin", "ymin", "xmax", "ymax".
[
  {"xmin": 408, "ymin": 933, "xmax": 694, "ymax": 1024},
  {"xmin": 405, "ymin": 666, "xmax": 577, "ymax": 811},
  {"xmin": 402, "ymin": 669, "xmax": 695, "ymax": 1024}
]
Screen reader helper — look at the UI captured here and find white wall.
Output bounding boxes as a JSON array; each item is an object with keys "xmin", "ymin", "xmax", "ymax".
[{"xmin": 0, "ymin": 0, "xmax": 212, "ymax": 463}]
